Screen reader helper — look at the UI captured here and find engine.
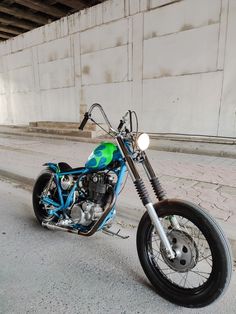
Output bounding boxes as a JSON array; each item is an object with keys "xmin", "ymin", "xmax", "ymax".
[{"xmin": 69, "ymin": 172, "xmax": 115, "ymax": 226}]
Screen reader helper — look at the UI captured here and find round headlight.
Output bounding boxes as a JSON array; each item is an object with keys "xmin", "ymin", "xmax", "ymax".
[{"xmin": 137, "ymin": 133, "xmax": 150, "ymax": 151}]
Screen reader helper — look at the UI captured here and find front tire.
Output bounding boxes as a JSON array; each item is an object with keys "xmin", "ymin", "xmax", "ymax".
[{"xmin": 136, "ymin": 199, "xmax": 232, "ymax": 308}]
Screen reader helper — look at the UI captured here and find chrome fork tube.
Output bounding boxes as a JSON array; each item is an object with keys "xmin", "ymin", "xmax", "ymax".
[{"xmin": 146, "ymin": 203, "xmax": 175, "ymax": 259}]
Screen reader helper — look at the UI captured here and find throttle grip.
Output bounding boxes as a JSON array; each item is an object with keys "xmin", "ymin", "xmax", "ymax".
[
  {"xmin": 79, "ymin": 112, "xmax": 89, "ymax": 130},
  {"xmin": 117, "ymin": 119, "xmax": 125, "ymax": 131}
]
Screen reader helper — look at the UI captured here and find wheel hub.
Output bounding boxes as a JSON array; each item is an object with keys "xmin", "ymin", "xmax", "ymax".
[{"xmin": 160, "ymin": 229, "xmax": 198, "ymax": 272}]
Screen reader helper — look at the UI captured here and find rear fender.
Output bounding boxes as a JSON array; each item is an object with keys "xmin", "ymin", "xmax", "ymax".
[{"xmin": 43, "ymin": 162, "xmax": 59, "ymax": 173}]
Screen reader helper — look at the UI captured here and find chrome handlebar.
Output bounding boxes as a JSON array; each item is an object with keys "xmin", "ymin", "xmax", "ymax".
[
  {"xmin": 80, "ymin": 103, "xmax": 130, "ymax": 135},
  {"xmin": 87, "ymin": 103, "xmax": 115, "ymax": 131}
]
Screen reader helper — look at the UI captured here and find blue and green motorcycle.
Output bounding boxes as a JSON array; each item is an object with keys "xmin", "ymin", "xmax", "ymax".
[{"xmin": 33, "ymin": 103, "xmax": 232, "ymax": 308}]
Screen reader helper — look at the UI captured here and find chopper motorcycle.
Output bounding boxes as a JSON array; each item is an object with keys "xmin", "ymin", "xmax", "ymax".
[{"xmin": 33, "ymin": 103, "xmax": 232, "ymax": 308}]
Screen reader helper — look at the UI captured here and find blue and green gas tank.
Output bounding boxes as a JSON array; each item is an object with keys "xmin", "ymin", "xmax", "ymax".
[{"xmin": 85, "ymin": 142, "xmax": 123, "ymax": 170}]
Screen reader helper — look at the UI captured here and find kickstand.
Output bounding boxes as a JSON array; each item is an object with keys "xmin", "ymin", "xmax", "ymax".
[{"xmin": 102, "ymin": 228, "xmax": 129, "ymax": 239}]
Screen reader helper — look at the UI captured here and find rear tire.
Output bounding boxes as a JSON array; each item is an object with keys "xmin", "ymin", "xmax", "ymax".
[
  {"xmin": 136, "ymin": 199, "xmax": 232, "ymax": 308},
  {"xmin": 32, "ymin": 169, "xmax": 58, "ymax": 224}
]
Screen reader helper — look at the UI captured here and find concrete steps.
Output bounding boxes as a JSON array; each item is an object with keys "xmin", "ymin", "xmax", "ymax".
[{"xmin": 28, "ymin": 121, "xmax": 107, "ymax": 138}]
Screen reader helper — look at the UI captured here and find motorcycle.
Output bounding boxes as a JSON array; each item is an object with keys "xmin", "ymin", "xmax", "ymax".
[{"xmin": 33, "ymin": 103, "xmax": 232, "ymax": 308}]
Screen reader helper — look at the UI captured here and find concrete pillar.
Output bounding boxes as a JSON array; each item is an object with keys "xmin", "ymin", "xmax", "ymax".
[{"xmin": 218, "ymin": 0, "xmax": 236, "ymax": 137}]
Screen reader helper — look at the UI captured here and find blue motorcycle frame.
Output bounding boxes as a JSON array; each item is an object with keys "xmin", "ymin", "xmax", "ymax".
[{"xmin": 41, "ymin": 160, "xmax": 127, "ymax": 233}]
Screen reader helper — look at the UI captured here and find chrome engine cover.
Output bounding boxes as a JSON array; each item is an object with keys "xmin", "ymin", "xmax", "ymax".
[{"xmin": 70, "ymin": 201, "xmax": 104, "ymax": 226}]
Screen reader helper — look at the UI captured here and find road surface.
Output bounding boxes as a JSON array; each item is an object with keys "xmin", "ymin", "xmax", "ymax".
[{"xmin": 0, "ymin": 178, "xmax": 235, "ymax": 314}]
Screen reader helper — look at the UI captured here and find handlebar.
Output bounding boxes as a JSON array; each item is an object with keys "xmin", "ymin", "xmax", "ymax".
[
  {"xmin": 88, "ymin": 103, "xmax": 114, "ymax": 131},
  {"xmin": 79, "ymin": 103, "xmax": 136, "ymax": 135},
  {"xmin": 79, "ymin": 103, "xmax": 117, "ymax": 133},
  {"xmin": 78, "ymin": 112, "xmax": 90, "ymax": 130},
  {"xmin": 117, "ymin": 119, "xmax": 125, "ymax": 132}
]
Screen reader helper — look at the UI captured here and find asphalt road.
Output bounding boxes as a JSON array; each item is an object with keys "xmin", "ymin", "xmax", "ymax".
[{"xmin": 0, "ymin": 178, "xmax": 236, "ymax": 314}]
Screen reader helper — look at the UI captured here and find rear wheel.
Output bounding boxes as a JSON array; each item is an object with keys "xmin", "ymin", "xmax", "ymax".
[
  {"xmin": 136, "ymin": 200, "xmax": 232, "ymax": 308},
  {"xmin": 32, "ymin": 169, "xmax": 59, "ymax": 224}
]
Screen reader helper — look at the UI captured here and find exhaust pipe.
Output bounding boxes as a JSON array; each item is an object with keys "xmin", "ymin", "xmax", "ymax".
[
  {"xmin": 42, "ymin": 190, "xmax": 116, "ymax": 237},
  {"xmin": 42, "ymin": 221, "xmax": 79, "ymax": 234}
]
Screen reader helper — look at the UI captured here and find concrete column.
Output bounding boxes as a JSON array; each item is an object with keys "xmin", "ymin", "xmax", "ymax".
[
  {"xmin": 132, "ymin": 13, "xmax": 144, "ymax": 125},
  {"xmin": 0, "ymin": 56, "xmax": 13, "ymax": 124},
  {"xmin": 31, "ymin": 47, "xmax": 42, "ymax": 120},
  {"xmin": 218, "ymin": 0, "xmax": 236, "ymax": 137},
  {"xmin": 72, "ymin": 32, "xmax": 82, "ymax": 122}
]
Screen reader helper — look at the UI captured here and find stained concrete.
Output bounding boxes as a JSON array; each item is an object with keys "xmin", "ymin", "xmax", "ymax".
[{"xmin": 0, "ymin": 0, "xmax": 235, "ymax": 137}]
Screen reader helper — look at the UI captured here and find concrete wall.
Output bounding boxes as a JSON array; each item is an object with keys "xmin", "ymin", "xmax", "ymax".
[{"xmin": 0, "ymin": 0, "xmax": 235, "ymax": 137}]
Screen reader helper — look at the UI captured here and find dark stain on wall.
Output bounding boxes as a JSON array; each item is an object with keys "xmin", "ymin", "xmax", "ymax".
[
  {"xmin": 48, "ymin": 52, "xmax": 57, "ymax": 62},
  {"xmin": 82, "ymin": 65, "xmax": 90, "ymax": 75},
  {"xmin": 105, "ymin": 71, "xmax": 112, "ymax": 83},
  {"xmin": 208, "ymin": 19, "xmax": 216, "ymax": 25},
  {"xmin": 159, "ymin": 68, "xmax": 171, "ymax": 77},
  {"xmin": 116, "ymin": 37, "xmax": 123, "ymax": 46},
  {"xmin": 180, "ymin": 24, "xmax": 193, "ymax": 32},
  {"xmin": 152, "ymin": 31, "xmax": 158, "ymax": 38}
]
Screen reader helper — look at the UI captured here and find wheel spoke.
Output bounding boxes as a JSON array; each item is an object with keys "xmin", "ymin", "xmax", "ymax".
[
  {"xmin": 147, "ymin": 214, "xmax": 213, "ymax": 289},
  {"xmin": 183, "ymin": 272, "xmax": 189, "ymax": 288},
  {"xmin": 190, "ymin": 270, "xmax": 210, "ymax": 279},
  {"xmin": 198, "ymin": 253, "xmax": 212, "ymax": 262}
]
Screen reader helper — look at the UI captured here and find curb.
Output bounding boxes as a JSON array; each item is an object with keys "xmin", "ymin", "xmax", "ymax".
[
  {"xmin": 150, "ymin": 143, "xmax": 236, "ymax": 159},
  {"xmin": 0, "ymin": 169, "xmax": 35, "ymax": 187},
  {"xmin": 0, "ymin": 167, "xmax": 235, "ymax": 258},
  {"xmin": 0, "ymin": 129, "xmax": 104, "ymax": 144},
  {"xmin": 0, "ymin": 128, "xmax": 236, "ymax": 158}
]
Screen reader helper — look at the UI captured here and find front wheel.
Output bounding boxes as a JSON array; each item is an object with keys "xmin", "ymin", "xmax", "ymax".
[{"xmin": 136, "ymin": 199, "xmax": 232, "ymax": 308}]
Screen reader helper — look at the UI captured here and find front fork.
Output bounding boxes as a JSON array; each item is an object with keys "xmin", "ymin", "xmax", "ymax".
[
  {"xmin": 142, "ymin": 153, "xmax": 181, "ymax": 231},
  {"xmin": 116, "ymin": 137, "xmax": 176, "ymax": 259}
]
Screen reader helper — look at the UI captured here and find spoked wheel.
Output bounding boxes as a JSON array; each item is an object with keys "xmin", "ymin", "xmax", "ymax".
[
  {"xmin": 136, "ymin": 200, "xmax": 232, "ymax": 308},
  {"xmin": 32, "ymin": 169, "xmax": 58, "ymax": 224}
]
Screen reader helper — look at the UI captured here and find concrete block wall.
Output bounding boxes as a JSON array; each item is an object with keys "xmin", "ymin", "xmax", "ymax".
[{"xmin": 0, "ymin": 0, "xmax": 235, "ymax": 137}]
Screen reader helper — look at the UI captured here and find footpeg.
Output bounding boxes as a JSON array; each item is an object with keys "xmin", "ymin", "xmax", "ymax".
[{"xmin": 102, "ymin": 227, "xmax": 129, "ymax": 239}]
